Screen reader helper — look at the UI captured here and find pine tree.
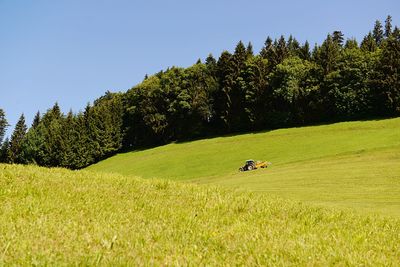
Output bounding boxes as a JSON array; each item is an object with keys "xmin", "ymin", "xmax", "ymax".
[
  {"xmin": 332, "ymin": 31, "xmax": 345, "ymax": 46},
  {"xmin": 373, "ymin": 31, "xmax": 400, "ymax": 115},
  {"xmin": 373, "ymin": 20, "xmax": 384, "ymax": 45},
  {"xmin": 393, "ymin": 26, "xmax": 400, "ymax": 38},
  {"xmin": 0, "ymin": 108, "xmax": 8, "ymax": 145},
  {"xmin": 246, "ymin": 42, "xmax": 254, "ymax": 58},
  {"xmin": 361, "ymin": 32, "xmax": 377, "ymax": 52},
  {"xmin": 8, "ymin": 114, "xmax": 27, "ymax": 163},
  {"xmin": 344, "ymin": 38, "xmax": 358, "ymax": 49},
  {"xmin": 260, "ymin": 37, "xmax": 274, "ymax": 59},
  {"xmin": 385, "ymin": 15, "xmax": 392, "ymax": 38},
  {"xmin": 0, "ymin": 137, "xmax": 9, "ymax": 163},
  {"xmin": 275, "ymin": 35, "xmax": 288, "ymax": 64},
  {"xmin": 32, "ymin": 111, "xmax": 41, "ymax": 129},
  {"xmin": 233, "ymin": 41, "xmax": 247, "ymax": 65},
  {"xmin": 300, "ymin": 41, "xmax": 311, "ymax": 60},
  {"xmin": 287, "ymin": 35, "xmax": 300, "ymax": 56},
  {"xmin": 316, "ymin": 34, "xmax": 340, "ymax": 75}
]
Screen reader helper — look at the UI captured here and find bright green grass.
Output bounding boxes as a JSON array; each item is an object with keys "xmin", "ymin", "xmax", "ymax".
[
  {"xmin": 88, "ymin": 118, "xmax": 400, "ymax": 216},
  {"xmin": 1, "ymin": 164, "xmax": 400, "ymax": 265}
]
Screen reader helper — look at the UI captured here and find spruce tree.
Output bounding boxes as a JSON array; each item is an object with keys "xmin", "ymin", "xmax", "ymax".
[
  {"xmin": 373, "ymin": 31, "xmax": 400, "ymax": 115},
  {"xmin": 0, "ymin": 108, "xmax": 8, "ymax": 145},
  {"xmin": 0, "ymin": 137, "xmax": 9, "ymax": 163},
  {"xmin": 361, "ymin": 32, "xmax": 377, "ymax": 52},
  {"xmin": 275, "ymin": 35, "xmax": 288, "ymax": 64},
  {"xmin": 287, "ymin": 35, "xmax": 300, "ymax": 56},
  {"xmin": 385, "ymin": 15, "xmax": 392, "ymax": 38},
  {"xmin": 32, "ymin": 111, "xmax": 41, "ymax": 129},
  {"xmin": 8, "ymin": 114, "xmax": 27, "ymax": 163},
  {"xmin": 300, "ymin": 41, "xmax": 311, "ymax": 60},
  {"xmin": 260, "ymin": 36, "xmax": 273, "ymax": 59},
  {"xmin": 246, "ymin": 42, "xmax": 254, "ymax": 58},
  {"xmin": 344, "ymin": 38, "xmax": 358, "ymax": 49},
  {"xmin": 393, "ymin": 26, "xmax": 400, "ymax": 37},
  {"xmin": 316, "ymin": 34, "xmax": 340, "ymax": 75},
  {"xmin": 373, "ymin": 20, "xmax": 384, "ymax": 45},
  {"xmin": 332, "ymin": 31, "xmax": 344, "ymax": 46}
]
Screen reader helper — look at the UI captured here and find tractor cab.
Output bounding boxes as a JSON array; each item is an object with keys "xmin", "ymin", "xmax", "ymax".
[
  {"xmin": 239, "ymin": 159, "xmax": 256, "ymax": 171},
  {"xmin": 245, "ymin": 159, "xmax": 255, "ymax": 166}
]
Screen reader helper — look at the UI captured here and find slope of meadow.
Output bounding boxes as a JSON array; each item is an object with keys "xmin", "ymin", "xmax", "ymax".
[
  {"xmin": 1, "ymin": 164, "xmax": 399, "ymax": 265},
  {"xmin": 88, "ymin": 118, "xmax": 400, "ymax": 216}
]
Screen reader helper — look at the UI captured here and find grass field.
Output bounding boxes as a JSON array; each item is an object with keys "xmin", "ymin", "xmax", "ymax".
[
  {"xmin": 88, "ymin": 118, "xmax": 400, "ymax": 216},
  {"xmin": 1, "ymin": 164, "xmax": 400, "ymax": 265}
]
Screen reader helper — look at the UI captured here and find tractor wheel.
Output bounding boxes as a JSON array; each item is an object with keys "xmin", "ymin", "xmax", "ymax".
[{"xmin": 247, "ymin": 165, "xmax": 253, "ymax": 171}]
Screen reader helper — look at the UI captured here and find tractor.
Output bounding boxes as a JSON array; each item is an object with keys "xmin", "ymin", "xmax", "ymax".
[{"xmin": 239, "ymin": 159, "xmax": 271, "ymax": 171}]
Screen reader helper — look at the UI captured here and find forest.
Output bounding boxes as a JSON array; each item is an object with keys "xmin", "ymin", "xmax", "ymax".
[{"xmin": 0, "ymin": 16, "xmax": 399, "ymax": 169}]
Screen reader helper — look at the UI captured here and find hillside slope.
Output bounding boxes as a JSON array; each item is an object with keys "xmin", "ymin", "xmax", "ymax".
[
  {"xmin": 88, "ymin": 118, "xmax": 400, "ymax": 216},
  {"xmin": 1, "ymin": 164, "xmax": 399, "ymax": 265}
]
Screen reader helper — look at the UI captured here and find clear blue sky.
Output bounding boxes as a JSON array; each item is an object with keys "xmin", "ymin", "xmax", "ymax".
[{"xmin": 1, "ymin": 0, "xmax": 399, "ymax": 137}]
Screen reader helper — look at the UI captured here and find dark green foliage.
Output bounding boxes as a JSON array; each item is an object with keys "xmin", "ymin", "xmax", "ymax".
[
  {"xmin": 31, "ymin": 111, "xmax": 41, "ymax": 129},
  {"xmin": 8, "ymin": 114, "xmax": 27, "ymax": 163},
  {"xmin": 361, "ymin": 32, "xmax": 377, "ymax": 52},
  {"xmin": 9, "ymin": 16, "xmax": 400, "ymax": 169},
  {"xmin": 371, "ymin": 31, "xmax": 400, "ymax": 115},
  {"xmin": 0, "ymin": 137, "xmax": 9, "ymax": 163},
  {"xmin": 315, "ymin": 34, "xmax": 340, "ymax": 75},
  {"xmin": 0, "ymin": 108, "xmax": 7, "ymax": 145},
  {"xmin": 246, "ymin": 42, "xmax": 254, "ymax": 58},
  {"xmin": 300, "ymin": 41, "xmax": 311, "ymax": 61},
  {"xmin": 373, "ymin": 20, "xmax": 384, "ymax": 45},
  {"xmin": 385, "ymin": 15, "xmax": 392, "ymax": 38},
  {"xmin": 344, "ymin": 38, "xmax": 358, "ymax": 50},
  {"xmin": 325, "ymin": 48, "xmax": 378, "ymax": 119},
  {"xmin": 287, "ymin": 35, "xmax": 301, "ymax": 56},
  {"xmin": 332, "ymin": 31, "xmax": 345, "ymax": 46}
]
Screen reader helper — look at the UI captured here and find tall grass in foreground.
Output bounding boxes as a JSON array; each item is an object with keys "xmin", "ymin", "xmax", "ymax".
[{"xmin": 1, "ymin": 164, "xmax": 399, "ymax": 265}]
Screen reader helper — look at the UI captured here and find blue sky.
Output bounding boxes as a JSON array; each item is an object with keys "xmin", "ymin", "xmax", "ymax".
[{"xmin": 1, "ymin": 0, "xmax": 399, "ymax": 137}]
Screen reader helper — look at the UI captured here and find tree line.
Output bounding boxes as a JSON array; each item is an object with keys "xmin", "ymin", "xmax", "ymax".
[{"xmin": 0, "ymin": 16, "xmax": 399, "ymax": 169}]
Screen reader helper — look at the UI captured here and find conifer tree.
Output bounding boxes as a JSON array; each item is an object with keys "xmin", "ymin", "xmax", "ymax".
[
  {"xmin": 246, "ymin": 42, "xmax": 254, "ymax": 58},
  {"xmin": 361, "ymin": 32, "xmax": 377, "ymax": 52},
  {"xmin": 205, "ymin": 53, "xmax": 217, "ymax": 75},
  {"xmin": 373, "ymin": 20, "xmax": 384, "ymax": 45},
  {"xmin": 373, "ymin": 30, "xmax": 400, "ymax": 115},
  {"xmin": 332, "ymin": 31, "xmax": 345, "ymax": 46},
  {"xmin": 32, "ymin": 111, "xmax": 41, "ymax": 129},
  {"xmin": 0, "ymin": 108, "xmax": 8, "ymax": 145},
  {"xmin": 385, "ymin": 15, "xmax": 392, "ymax": 38},
  {"xmin": 8, "ymin": 114, "xmax": 27, "ymax": 163},
  {"xmin": 344, "ymin": 38, "xmax": 359, "ymax": 49},
  {"xmin": 260, "ymin": 37, "xmax": 273, "ymax": 59},
  {"xmin": 316, "ymin": 34, "xmax": 340, "ymax": 75},
  {"xmin": 0, "ymin": 137, "xmax": 9, "ymax": 163},
  {"xmin": 275, "ymin": 35, "xmax": 288, "ymax": 65},
  {"xmin": 393, "ymin": 26, "xmax": 400, "ymax": 37},
  {"xmin": 300, "ymin": 41, "xmax": 311, "ymax": 60}
]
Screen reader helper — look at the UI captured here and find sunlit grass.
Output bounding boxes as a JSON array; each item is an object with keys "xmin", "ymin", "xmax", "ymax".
[
  {"xmin": 1, "ymin": 164, "xmax": 400, "ymax": 265},
  {"xmin": 88, "ymin": 118, "xmax": 400, "ymax": 216}
]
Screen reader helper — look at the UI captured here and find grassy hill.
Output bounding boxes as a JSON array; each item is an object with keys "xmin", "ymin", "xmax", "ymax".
[
  {"xmin": 1, "ymin": 164, "xmax": 400, "ymax": 265},
  {"xmin": 88, "ymin": 118, "xmax": 400, "ymax": 216}
]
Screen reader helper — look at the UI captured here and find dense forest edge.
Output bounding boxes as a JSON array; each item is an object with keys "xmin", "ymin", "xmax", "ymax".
[{"xmin": 0, "ymin": 16, "xmax": 399, "ymax": 169}]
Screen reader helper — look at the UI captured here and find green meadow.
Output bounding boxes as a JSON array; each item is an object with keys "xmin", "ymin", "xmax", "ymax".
[
  {"xmin": 88, "ymin": 118, "xmax": 400, "ymax": 216},
  {"xmin": 1, "ymin": 164, "xmax": 400, "ymax": 265}
]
